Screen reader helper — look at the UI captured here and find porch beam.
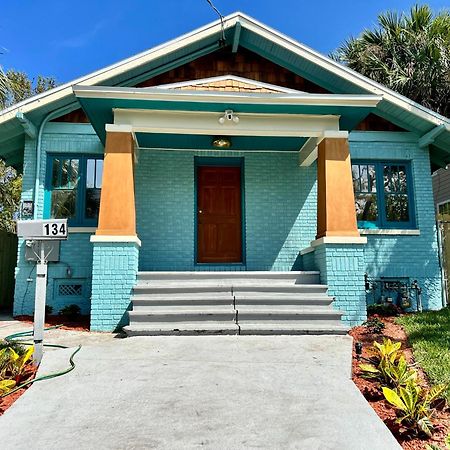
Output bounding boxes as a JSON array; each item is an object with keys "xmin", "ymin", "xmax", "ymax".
[
  {"xmin": 96, "ymin": 129, "xmax": 137, "ymax": 236},
  {"xmin": 15, "ymin": 112, "xmax": 37, "ymax": 139},
  {"xmin": 419, "ymin": 124, "xmax": 446, "ymax": 148},
  {"xmin": 113, "ymin": 109, "xmax": 341, "ymax": 138},
  {"xmin": 298, "ymin": 137, "xmax": 318, "ymax": 166},
  {"xmin": 316, "ymin": 137, "xmax": 359, "ymax": 238},
  {"xmin": 232, "ymin": 21, "xmax": 241, "ymax": 53},
  {"xmin": 298, "ymin": 130, "xmax": 349, "ymax": 166}
]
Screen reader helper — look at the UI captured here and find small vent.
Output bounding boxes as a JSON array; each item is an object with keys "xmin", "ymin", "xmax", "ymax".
[{"xmin": 58, "ymin": 284, "xmax": 83, "ymax": 297}]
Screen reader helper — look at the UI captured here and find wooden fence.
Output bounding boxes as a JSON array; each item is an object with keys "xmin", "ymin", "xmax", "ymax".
[{"xmin": 0, "ymin": 229, "xmax": 17, "ymax": 312}]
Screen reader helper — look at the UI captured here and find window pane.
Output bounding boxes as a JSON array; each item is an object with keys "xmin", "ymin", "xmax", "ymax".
[
  {"xmin": 85, "ymin": 189, "xmax": 101, "ymax": 219},
  {"xmin": 52, "ymin": 159, "xmax": 60, "ymax": 187},
  {"xmin": 360, "ymin": 165, "xmax": 369, "ymax": 192},
  {"xmin": 86, "ymin": 159, "xmax": 95, "ymax": 189},
  {"xmin": 70, "ymin": 159, "xmax": 79, "ymax": 188},
  {"xmin": 95, "ymin": 159, "xmax": 103, "ymax": 189},
  {"xmin": 368, "ymin": 165, "xmax": 377, "ymax": 192},
  {"xmin": 355, "ymin": 194, "xmax": 378, "ymax": 221},
  {"xmin": 51, "ymin": 190, "xmax": 76, "ymax": 219},
  {"xmin": 384, "ymin": 165, "xmax": 397, "ymax": 193},
  {"xmin": 60, "ymin": 160, "xmax": 70, "ymax": 189},
  {"xmin": 398, "ymin": 166, "xmax": 407, "ymax": 193},
  {"xmin": 385, "ymin": 194, "xmax": 409, "ymax": 222},
  {"xmin": 352, "ymin": 165, "xmax": 360, "ymax": 191}
]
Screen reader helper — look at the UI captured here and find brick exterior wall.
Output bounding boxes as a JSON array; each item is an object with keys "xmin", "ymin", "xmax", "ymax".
[
  {"xmin": 312, "ymin": 244, "xmax": 367, "ymax": 326},
  {"xmin": 135, "ymin": 149, "xmax": 317, "ymax": 271},
  {"xmin": 12, "ymin": 126, "xmax": 443, "ymax": 328},
  {"xmin": 349, "ymin": 132, "xmax": 443, "ymax": 311},
  {"xmin": 90, "ymin": 242, "xmax": 139, "ymax": 332},
  {"xmin": 13, "ymin": 124, "xmax": 102, "ymax": 316}
]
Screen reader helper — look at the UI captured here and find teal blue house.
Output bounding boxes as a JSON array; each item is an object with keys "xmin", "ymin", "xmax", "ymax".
[{"xmin": 1, "ymin": 13, "xmax": 449, "ymax": 333}]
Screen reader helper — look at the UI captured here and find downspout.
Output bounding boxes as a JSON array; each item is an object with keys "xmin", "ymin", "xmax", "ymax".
[{"xmin": 33, "ymin": 103, "xmax": 78, "ymax": 219}]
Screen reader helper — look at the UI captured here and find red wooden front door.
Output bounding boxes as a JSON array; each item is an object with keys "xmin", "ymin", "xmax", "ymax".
[{"xmin": 197, "ymin": 166, "xmax": 242, "ymax": 263}]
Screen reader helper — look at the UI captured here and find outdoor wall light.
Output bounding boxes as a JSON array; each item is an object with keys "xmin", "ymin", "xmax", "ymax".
[
  {"xmin": 212, "ymin": 137, "xmax": 232, "ymax": 148},
  {"xmin": 218, "ymin": 109, "xmax": 239, "ymax": 124}
]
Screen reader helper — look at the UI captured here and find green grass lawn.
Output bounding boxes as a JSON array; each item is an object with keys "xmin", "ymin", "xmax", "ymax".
[{"xmin": 397, "ymin": 307, "xmax": 450, "ymax": 401}]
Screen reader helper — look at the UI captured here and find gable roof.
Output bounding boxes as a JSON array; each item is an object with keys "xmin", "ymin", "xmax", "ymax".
[{"xmin": 0, "ymin": 12, "xmax": 449, "ymax": 168}]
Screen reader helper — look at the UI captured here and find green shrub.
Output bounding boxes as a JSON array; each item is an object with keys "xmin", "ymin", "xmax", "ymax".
[
  {"xmin": 360, "ymin": 338, "xmax": 417, "ymax": 388},
  {"xmin": 383, "ymin": 381, "xmax": 447, "ymax": 437},
  {"xmin": 59, "ymin": 304, "xmax": 81, "ymax": 319},
  {"xmin": 362, "ymin": 317, "xmax": 385, "ymax": 334},
  {"xmin": 367, "ymin": 303, "xmax": 401, "ymax": 317}
]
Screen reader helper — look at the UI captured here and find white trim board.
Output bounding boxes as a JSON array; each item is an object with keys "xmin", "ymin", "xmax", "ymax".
[
  {"xmin": 90, "ymin": 235, "xmax": 142, "ymax": 246},
  {"xmin": 112, "ymin": 108, "xmax": 341, "ymax": 138},
  {"xmin": 359, "ymin": 229, "xmax": 420, "ymax": 236},
  {"xmin": 75, "ymin": 85, "xmax": 382, "ymax": 107}
]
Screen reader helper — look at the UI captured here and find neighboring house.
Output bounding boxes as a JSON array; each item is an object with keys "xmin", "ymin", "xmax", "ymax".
[
  {"xmin": 0, "ymin": 13, "xmax": 449, "ymax": 334},
  {"xmin": 433, "ymin": 167, "xmax": 450, "ymax": 216}
]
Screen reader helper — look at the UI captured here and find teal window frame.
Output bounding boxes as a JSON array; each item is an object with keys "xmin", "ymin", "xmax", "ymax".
[
  {"xmin": 44, "ymin": 154, "xmax": 103, "ymax": 227},
  {"xmin": 352, "ymin": 160, "xmax": 416, "ymax": 229}
]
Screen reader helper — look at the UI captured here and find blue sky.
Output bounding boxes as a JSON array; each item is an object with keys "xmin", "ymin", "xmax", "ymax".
[{"xmin": 1, "ymin": 1, "xmax": 448, "ymax": 83}]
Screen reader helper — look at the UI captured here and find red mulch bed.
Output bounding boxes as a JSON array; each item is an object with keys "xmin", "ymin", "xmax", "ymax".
[
  {"xmin": 350, "ymin": 315, "xmax": 450, "ymax": 449},
  {"xmin": 1, "ymin": 315, "xmax": 89, "ymax": 416},
  {"xmin": 14, "ymin": 314, "xmax": 90, "ymax": 332},
  {"xmin": 0, "ymin": 364, "xmax": 38, "ymax": 417}
]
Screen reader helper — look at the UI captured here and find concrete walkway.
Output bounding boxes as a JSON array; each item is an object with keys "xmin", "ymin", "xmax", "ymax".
[{"xmin": 0, "ymin": 334, "xmax": 401, "ymax": 450}]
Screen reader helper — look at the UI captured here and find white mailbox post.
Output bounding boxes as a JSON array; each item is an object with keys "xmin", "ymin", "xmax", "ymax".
[{"xmin": 16, "ymin": 219, "xmax": 68, "ymax": 364}]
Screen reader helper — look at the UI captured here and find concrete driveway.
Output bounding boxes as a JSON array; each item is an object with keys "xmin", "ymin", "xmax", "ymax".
[{"xmin": 0, "ymin": 335, "xmax": 400, "ymax": 450}]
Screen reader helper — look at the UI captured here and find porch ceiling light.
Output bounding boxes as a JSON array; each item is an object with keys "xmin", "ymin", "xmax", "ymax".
[
  {"xmin": 212, "ymin": 136, "xmax": 232, "ymax": 148},
  {"xmin": 218, "ymin": 109, "xmax": 239, "ymax": 124}
]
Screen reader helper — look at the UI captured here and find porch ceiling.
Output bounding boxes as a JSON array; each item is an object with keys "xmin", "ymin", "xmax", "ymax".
[{"xmin": 135, "ymin": 132, "xmax": 307, "ymax": 151}]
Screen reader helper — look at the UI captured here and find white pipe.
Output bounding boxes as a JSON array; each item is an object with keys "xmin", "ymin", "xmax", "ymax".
[{"xmin": 33, "ymin": 104, "xmax": 78, "ymax": 219}]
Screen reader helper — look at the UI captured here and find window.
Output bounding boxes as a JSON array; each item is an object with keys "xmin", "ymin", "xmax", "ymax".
[
  {"xmin": 352, "ymin": 161, "xmax": 415, "ymax": 229},
  {"xmin": 45, "ymin": 155, "xmax": 103, "ymax": 226},
  {"xmin": 437, "ymin": 201, "xmax": 450, "ymax": 220}
]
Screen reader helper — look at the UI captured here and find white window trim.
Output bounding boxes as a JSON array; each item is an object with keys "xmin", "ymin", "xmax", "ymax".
[{"xmin": 359, "ymin": 229, "xmax": 420, "ymax": 236}]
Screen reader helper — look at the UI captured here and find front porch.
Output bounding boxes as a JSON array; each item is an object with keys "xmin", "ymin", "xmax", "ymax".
[{"xmin": 73, "ymin": 82, "xmax": 377, "ymax": 331}]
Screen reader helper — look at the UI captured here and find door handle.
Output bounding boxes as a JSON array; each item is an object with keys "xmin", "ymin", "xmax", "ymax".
[{"xmin": 198, "ymin": 210, "xmax": 203, "ymax": 214}]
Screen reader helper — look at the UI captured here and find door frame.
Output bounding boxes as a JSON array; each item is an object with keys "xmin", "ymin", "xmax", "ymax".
[{"xmin": 194, "ymin": 156, "xmax": 246, "ymax": 266}]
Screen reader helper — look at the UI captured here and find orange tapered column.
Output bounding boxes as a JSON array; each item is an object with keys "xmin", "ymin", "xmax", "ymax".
[
  {"xmin": 316, "ymin": 137, "xmax": 359, "ymax": 239},
  {"xmin": 96, "ymin": 131, "xmax": 136, "ymax": 236}
]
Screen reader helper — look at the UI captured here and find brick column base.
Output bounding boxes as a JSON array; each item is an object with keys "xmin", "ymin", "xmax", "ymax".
[
  {"xmin": 304, "ymin": 242, "xmax": 367, "ymax": 326},
  {"xmin": 90, "ymin": 240, "xmax": 140, "ymax": 332}
]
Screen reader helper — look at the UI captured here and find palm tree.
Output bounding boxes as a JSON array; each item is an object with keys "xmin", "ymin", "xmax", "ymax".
[
  {"xmin": 0, "ymin": 67, "xmax": 9, "ymax": 110},
  {"xmin": 333, "ymin": 5, "xmax": 450, "ymax": 116}
]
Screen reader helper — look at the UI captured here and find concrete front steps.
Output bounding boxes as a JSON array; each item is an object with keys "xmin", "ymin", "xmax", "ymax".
[{"xmin": 123, "ymin": 271, "xmax": 349, "ymax": 336}]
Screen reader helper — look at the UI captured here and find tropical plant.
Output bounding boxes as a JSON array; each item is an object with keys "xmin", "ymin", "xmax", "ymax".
[
  {"xmin": 425, "ymin": 435, "xmax": 450, "ymax": 450},
  {"xmin": 0, "ymin": 159, "xmax": 22, "ymax": 233},
  {"xmin": 383, "ymin": 381, "xmax": 447, "ymax": 437},
  {"xmin": 333, "ymin": 5, "xmax": 450, "ymax": 116},
  {"xmin": 364, "ymin": 338, "xmax": 402, "ymax": 367},
  {"xmin": 0, "ymin": 69, "xmax": 57, "ymax": 109},
  {"xmin": 359, "ymin": 338, "xmax": 419, "ymax": 388},
  {"xmin": 0, "ymin": 68, "xmax": 8, "ymax": 108},
  {"xmin": 0, "ymin": 340, "xmax": 25, "ymax": 354},
  {"xmin": 0, "ymin": 346, "xmax": 33, "ymax": 380},
  {"xmin": 0, "ymin": 379, "xmax": 16, "ymax": 395},
  {"xmin": 361, "ymin": 355, "xmax": 418, "ymax": 388},
  {"xmin": 363, "ymin": 317, "xmax": 385, "ymax": 334}
]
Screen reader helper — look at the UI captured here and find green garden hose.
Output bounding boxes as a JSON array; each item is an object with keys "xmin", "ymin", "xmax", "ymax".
[{"xmin": 1, "ymin": 326, "xmax": 81, "ymax": 399}]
